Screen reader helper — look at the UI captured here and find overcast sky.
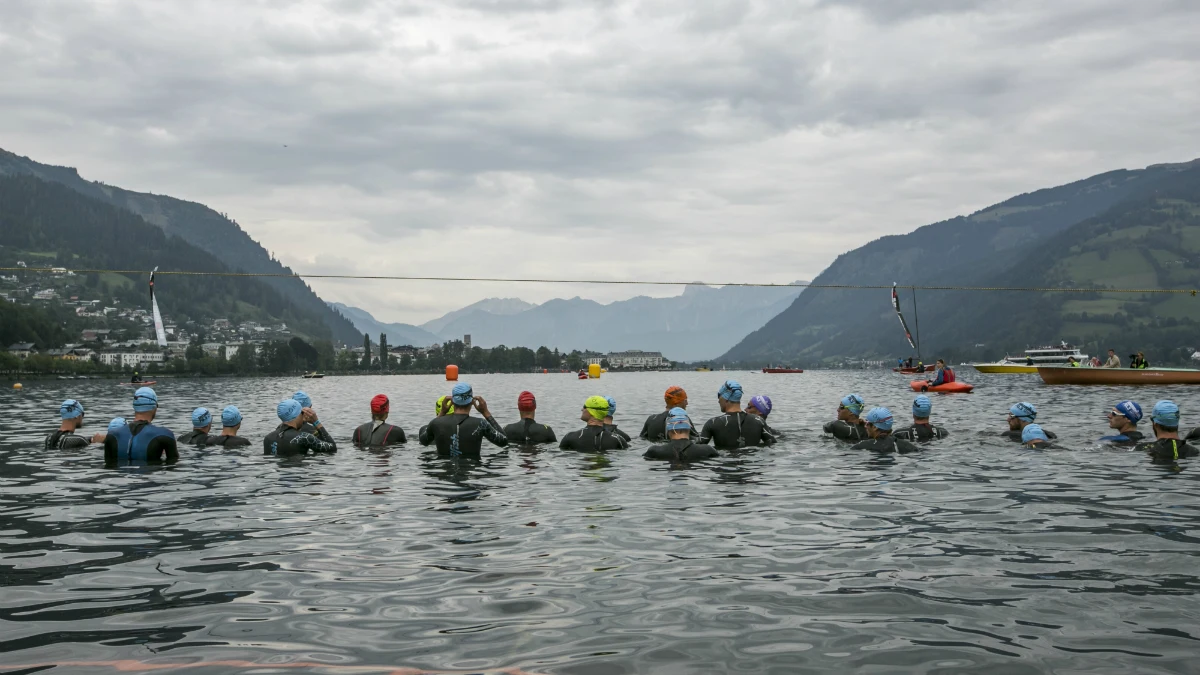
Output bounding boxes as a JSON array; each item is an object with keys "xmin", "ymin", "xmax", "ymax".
[{"xmin": 2, "ymin": 0, "xmax": 1199, "ymax": 324}]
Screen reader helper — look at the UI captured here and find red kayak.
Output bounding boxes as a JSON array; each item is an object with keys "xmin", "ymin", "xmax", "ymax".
[{"xmin": 910, "ymin": 380, "xmax": 974, "ymax": 393}]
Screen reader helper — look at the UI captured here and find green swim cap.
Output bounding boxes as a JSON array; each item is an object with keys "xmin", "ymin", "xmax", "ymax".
[
  {"xmin": 436, "ymin": 395, "xmax": 452, "ymax": 415},
  {"xmin": 584, "ymin": 395, "xmax": 609, "ymax": 420}
]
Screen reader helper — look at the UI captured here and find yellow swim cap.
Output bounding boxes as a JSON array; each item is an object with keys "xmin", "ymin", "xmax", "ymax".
[
  {"xmin": 436, "ymin": 395, "xmax": 452, "ymax": 415},
  {"xmin": 584, "ymin": 395, "xmax": 609, "ymax": 420}
]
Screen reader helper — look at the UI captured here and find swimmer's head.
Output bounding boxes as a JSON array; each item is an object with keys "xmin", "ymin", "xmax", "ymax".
[
  {"xmin": 1021, "ymin": 424, "xmax": 1049, "ymax": 445},
  {"xmin": 1151, "ymin": 400, "xmax": 1180, "ymax": 430},
  {"xmin": 912, "ymin": 395, "xmax": 932, "ymax": 419},
  {"xmin": 293, "ymin": 391, "xmax": 312, "ymax": 408},
  {"xmin": 191, "ymin": 407, "xmax": 212, "ymax": 430},
  {"xmin": 863, "ymin": 407, "xmax": 894, "ymax": 433}
]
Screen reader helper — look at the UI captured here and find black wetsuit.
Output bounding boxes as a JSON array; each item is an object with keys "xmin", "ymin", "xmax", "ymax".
[
  {"xmin": 560, "ymin": 425, "xmax": 629, "ymax": 451},
  {"xmin": 1001, "ymin": 428, "xmax": 1057, "ymax": 442},
  {"xmin": 824, "ymin": 419, "xmax": 869, "ymax": 442},
  {"xmin": 418, "ymin": 413, "xmax": 508, "ymax": 459},
  {"xmin": 503, "ymin": 419, "xmax": 558, "ymax": 445},
  {"xmin": 605, "ymin": 424, "xmax": 632, "ymax": 444},
  {"xmin": 263, "ymin": 424, "xmax": 338, "ymax": 457},
  {"xmin": 699, "ymin": 412, "xmax": 777, "ymax": 449},
  {"xmin": 44, "ymin": 429, "xmax": 90, "ymax": 449},
  {"xmin": 104, "ymin": 420, "xmax": 178, "ymax": 464},
  {"xmin": 851, "ymin": 435, "xmax": 920, "ymax": 453},
  {"xmin": 352, "ymin": 421, "xmax": 408, "ymax": 447},
  {"xmin": 1098, "ymin": 429, "xmax": 1145, "ymax": 446},
  {"xmin": 643, "ymin": 439, "xmax": 719, "ymax": 462},
  {"xmin": 177, "ymin": 429, "xmax": 210, "ymax": 445},
  {"xmin": 203, "ymin": 434, "xmax": 252, "ymax": 448},
  {"xmin": 1137, "ymin": 437, "xmax": 1198, "ymax": 463},
  {"xmin": 894, "ymin": 423, "xmax": 950, "ymax": 442},
  {"xmin": 640, "ymin": 410, "xmax": 698, "ymax": 442}
]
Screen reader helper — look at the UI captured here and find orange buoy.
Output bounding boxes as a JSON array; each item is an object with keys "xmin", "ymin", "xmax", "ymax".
[
  {"xmin": 12, "ymin": 383, "xmax": 22, "ymax": 390},
  {"xmin": 542, "ymin": 368, "xmax": 548, "ymax": 374},
  {"xmin": 446, "ymin": 364, "xmax": 459, "ymax": 381}
]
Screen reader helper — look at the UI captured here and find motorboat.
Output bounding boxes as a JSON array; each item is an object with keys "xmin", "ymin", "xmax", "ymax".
[
  {"xmin": 763, "ymin": 367, "xmax": 804, "ymax": 373},
  {"xmin": 973, "ymin": 342, "xmax": 1089, "ymax": 374}
]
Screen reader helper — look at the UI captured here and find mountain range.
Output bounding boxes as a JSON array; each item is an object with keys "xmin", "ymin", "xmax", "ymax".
[{"xmin": 723, "ymin": 159, "xmax": 1200, "ymax": 365}]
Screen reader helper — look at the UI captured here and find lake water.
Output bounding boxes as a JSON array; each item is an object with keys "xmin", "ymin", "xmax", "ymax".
[{"xmin": 2, "ymin": 370, "xmax": 1199, "ymax": 674}]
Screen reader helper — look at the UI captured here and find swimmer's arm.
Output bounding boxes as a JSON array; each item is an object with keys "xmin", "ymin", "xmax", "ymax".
[
  {"xmin": 697, "ymin": 418, "xmax": 715, "ymax": 444},
  {"xmin": 418, "ymin": 424, "xmax": 434, "ymax": 446},
  {"xmin": 295, "ymin": 430, "xmax": 337, "ymax": 454},
  {"xmin": 544, "ymin": 425, "xmax": 557, "ymax": 443},
  {"xmin": 389, "ymin": 426, "xmax": 407, "ymax": 444},
  {"xmin": 482, "ymin": 416, "xmax": 508, "ymax": 447}
]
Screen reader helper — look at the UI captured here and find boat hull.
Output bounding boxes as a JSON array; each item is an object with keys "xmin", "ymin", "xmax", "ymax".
[
  {"xmin": 763, "ymin": 368, "xmax": 804, "ymax": 374},
  {"xmin": 893, "ymin": 365, "xmax": 935, "ymax": 373},
  {"xmin": 973, "ymin": 364, "xmax": 1038, "ymax": 374},
  {"xmin": 910, "ymin": 380, "xmax": 974, "ymax": 393},
  {"xmin": 1038, "ymin": 366, "xmax": 1200, "ymax": 385}
]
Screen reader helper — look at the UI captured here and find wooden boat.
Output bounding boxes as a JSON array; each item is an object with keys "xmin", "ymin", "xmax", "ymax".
[
  {"xmin": 973, "ymin": 363, "xmax": 1038, "ymax": 374},
  {"xmin": 302, "ymin": 372, "xmax": 325, "ymax": 379},
  {"xmin": 910, "ymin": 380, "xmax": 974, "ymax": 393},
  {"xmin": 763, "ymin": 367, "xmax": 804, "ymax": 374},
  {"xmin": 1038, "ymin": 366, "xmax": 1200, "ymax": 385}
]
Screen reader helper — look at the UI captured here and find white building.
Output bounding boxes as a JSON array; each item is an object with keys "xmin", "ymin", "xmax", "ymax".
[
  {"xmin": 98, "ymin": 352, "xmax": 167, "ymax": 368},
  {"xmin": 606, "ymin": 350, "xmax": 665, "ymax": 369}
]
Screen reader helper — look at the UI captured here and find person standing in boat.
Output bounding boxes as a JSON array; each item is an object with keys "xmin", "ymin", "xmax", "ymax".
[
  {"xmin": 1067, "ymin": 356, "xmax": 1080, "ymax": 367},
  {"xmin": 1102, "ymin": 349, "xmax": 1121, "ymax": 368},
  {"xmin": 925, "ymin": 359, "xmax": 955, "ymax": 386}
]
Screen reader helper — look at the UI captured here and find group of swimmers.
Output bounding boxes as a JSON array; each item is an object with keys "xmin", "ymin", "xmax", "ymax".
[
  {"xmin": 44, "ymin": 380, "xmax": 1199, "ymax": 465},
  {"xmin": 823, "ymin": 392, "xmax": 1199, "ymax": 462}
]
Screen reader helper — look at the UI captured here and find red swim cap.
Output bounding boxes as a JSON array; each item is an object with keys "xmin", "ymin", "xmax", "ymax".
[
  {"xmin": 517, "ymin": 391, "xmax": 536, "ymax": 412},
  {"xmin": 664, "ymin": 386, "xmax": 687, "ymax": 407},
  {"xmin": 370, "ymin": 394, "xmax": 390, "ymax": 415}
]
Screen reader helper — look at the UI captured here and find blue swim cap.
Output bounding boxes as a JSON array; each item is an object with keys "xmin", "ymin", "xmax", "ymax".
[
  {"xmin": 1022, "ymin": 424, "xmax": 1049, "ymax": 444},
  {"xmin": 1151, "ymin": 400, "xmax": 1180, "ymax": 427},
  {"xmin": 749, "ymin": 395, "xmax": 773, "ymax": 417},
  {"xmin": 1112, "ymin": 400, "xmax": 1142, "ymax": 424},
  {"xmin": 221, "ymin": 405, "xmax": 242, "ymax": 427},
  {"xmin": 451, "ymin": 382, "xmax": 474, "ymax": 406},
  {"xmin": 718, "ymin": 380, "xmax": 743, "ymax": 402},
  {"xmin": 191, "ymin": 407, "xmax": 212, "ymax": 428},
  {"xmin": 293, "ymin": 391, "xmax": 312, "ymax": 408},
  {"xmin": 277, "ymin": 399, "xmax": 302, "ymax": 423},
  {"xmin": 605, "ymin": 396, "xmax": 616, "ymax": 416},
  {"xmin": 912, "ymin": 395, "xmax": 932, "ymax": 418},
  {"xmin": 841, "ymin": 394, "xmax": 865, "ymax": 415},
  {"xmin": 864, "ymin": 407, "xmax": 894, "ymax": 431},
  {"xmin": 107, "ymin": 417, "xmax": 126, "ymax": 432},
  {"xmin": 60, "ymin": 399, "xmax": 84, "ymax": 420},
  {"xmin": 1009, "ymin": 402, "xmax": 1037, "ymax": 421},
  {"xmin": 132, "ymin": 387, "xmax": 158, "ymax": 412},
  {"xmin": 666, "ymin": 406, "xmax": 691, "ymax": 431}
]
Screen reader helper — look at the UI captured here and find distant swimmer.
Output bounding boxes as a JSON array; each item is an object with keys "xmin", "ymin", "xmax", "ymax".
[
  {"xmin": 850, "ymin": 407, "xmax": 919, "ymax": 453},
  {"xmin": 925, "ymin": 359, "xmax": 956, "ymax": 387},
  {"xmin": 643, "ymin": 408, "xmax": 719, "ymax": 463},
  {"xmin": 503, "ymin": 391, "xmax": 557, "ymax": 445},
  {"xmin": 104, "ymin": 387, "xmax": 178, "ymax": 465},
  {"xmin": 1021, "ymin": 424, "xmax": 1054, "ymax": 449},
  {"xmin": 177, "ymin": 407, "xmax": 213, "ymax": 445},
  {"xmin": 640, "ymin": 386, "xmax": 698, "ymax": 442},
  {"xmin": 1102, "ymin": 349, "xmax": 1121, "ymax": 368},
  {"xmin": 824, "ymin": 394, "xmax": 868, "ymax": 442},
  {"xmin": 264, "ymin": 399, "xmax": 337, "ymax": 457},
  {"xmin": 560, "ymin": 396, "xmax": 629, "ymax": 451},
  {"xmin": 45, "ymin": 399, "xmax": 102, "ymax": 449},
  {"xmin": 1136, "ymin": 401, "xmax": 1198, "ymax": 463},
  {"xmin": 418, "ymin": 383, "xmax": 508, "ymax": 459},
  {"xmin": 1001, "ymin": 402, "xmax": 1056, "ymax": 442},
  {"xmin": 699, "ymin": 380, "xmax": 776, "ymax": 449},
  {"xmin": 745, "ymin": 395, "xmax": 778, "ymax": 437},
  {"xmin": 1098, "ymin": 400, "xmax": 1145, "ymax": 445},
  {"xmin": 894, "ymin": 395, "xmax": 949, "ymax": 442},
  {"xmin": 205, "ymin": 406, "xmax": 251, "ymax": 448},
  {"xmin": 352, "ymin": 394, "xmax": 408, "ymax": 447},
  {"xmin": 603, "ymin": 396, "xmax": 632, "ymax": 443}
]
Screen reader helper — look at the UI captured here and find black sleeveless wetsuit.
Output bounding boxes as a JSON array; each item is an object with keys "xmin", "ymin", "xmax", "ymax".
[
  {"xmin": 851, "ymin": 435, "xmax": 920, "ymax": 453},
  {"xmin": 177, "ymin": 429, "xmax": 210, "ymax": 445},
  {"xmin": 643, "ymin": 439, "xmax": 719, "ymax": 462},
  {"xmin": 44, "ymin": 430, "xmax": 90, "ymax": 449},
  {"xmin": 894, "ymin": 423, "xmax": 950, "ymax": 442},
  {"xmin": 699, "ymin": 411, "xmax": 776, "ymax": 449},
  {"xmin": 353, "ymin": 421, "xmax": 407, "ymax": 447},
  {"xmin": 824, "ymin": 420, "xmax": 869, "ymax": 442},
  {"xmin": 560, "ymin": 425, "xmax": 629, "ymax": 451},
  {"xmin": 503, "ymin": 419, "xmax": 558, "ymax": 445},
  {"xmin": 418, "ymin": 413, "xmax": 508, "ymax": 459},
  {"xmin": 1137, "ymin": 437, "xmax": 1198, "ymax": 463},
  {"xmin": 203, "ymin": 434, "xmax": 252, "ymax": 448},
  {"xmin": 639, "ymin": 410, "xmax": 698, "ymax": 442}
]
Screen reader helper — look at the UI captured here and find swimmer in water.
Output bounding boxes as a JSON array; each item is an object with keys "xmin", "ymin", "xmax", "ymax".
[
  {"xmin": 560, "ymin": 396, "xmax": 629, "ymax": 451},
  {"xmin": 824, "ymin": 394, "xmax": 869, "ymax": 442},
  {"xmin": 263, "ymin": 399, "xmax": 337, "ymax": 456},
  {"xmin": 503, "ymin": 391, "xmax": 557, "ymax": 445},
  {"xmin": 205, "ymin": 406, "xmax": 251, "ymax": 448},
  {"xmin": 643, "ymin": 408, "xmax": 719, "ymax": 463},
  {"xmin": 418, "ymin": 395, "xmax": 455, "ymax": 441},
  {"xmin": 1136, "ymin": 401, "xmax": 1198, "ymax": 463},
  {"xmin": 1001, "ymin": 402, "xmax": 1056, "ymax": 442},
  {"xmin": 745, "ymin": 395, "xmax": 778, "ymax": 437},
  {"xmin": 177, "ymin": 407, "xmax": 213, "ymax": 445},
  {"xmin": 851, "ymin": 407, "xmax": 919, "ymax": 453},
  {"xmin": 640, "ymin": 386, "xmax": 698, "ymax": 442},
  {"xmin": 699, "ymin": 380, "xmax": 776, "ymax": 449},
  {"xmin": 104, "ymin": 387, "xmax": 178, "ymax": 465},
  {"xmin": 293, "ymin": 391, "xmax": 318, "ymax": 433},
  {"xmin": 1021, "ymin": 424, "xmax": 1053, "ymax": 449},
  {"xmin": 352, "ymin": 394, "xmax": 407, "ymax": 447},
  {"xmin": 603, "ymin": 396, "xmax": 632, "ymax": 443},
  {"xmin": 1098, "ymin": 400, "xmax": 1145, "ymax": 446},
  {"xmin": 894, "ymin": 395, "xmax": 949, "ymax": 442},
  {"xmin": 418, "ymin": 383, "xmax": 508, "ymax": 459},
  {"xmin": 44, "ymin": 399, "xmax": 104, "ymax": 449}
]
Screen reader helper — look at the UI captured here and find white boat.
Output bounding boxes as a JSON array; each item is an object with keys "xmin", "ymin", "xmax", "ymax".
[{"xmin": 973, "ymin": 342, "xmax": 1089, "ymax": 374}]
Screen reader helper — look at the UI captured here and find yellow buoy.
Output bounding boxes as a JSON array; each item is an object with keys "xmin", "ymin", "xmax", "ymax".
[
  {"xmin": 12, "ymin": 383, "xmax": 22, "ymax": 390},
  {"xmin": 588, "ymin": 363, "xmax": 601, "ymax": 379}
]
